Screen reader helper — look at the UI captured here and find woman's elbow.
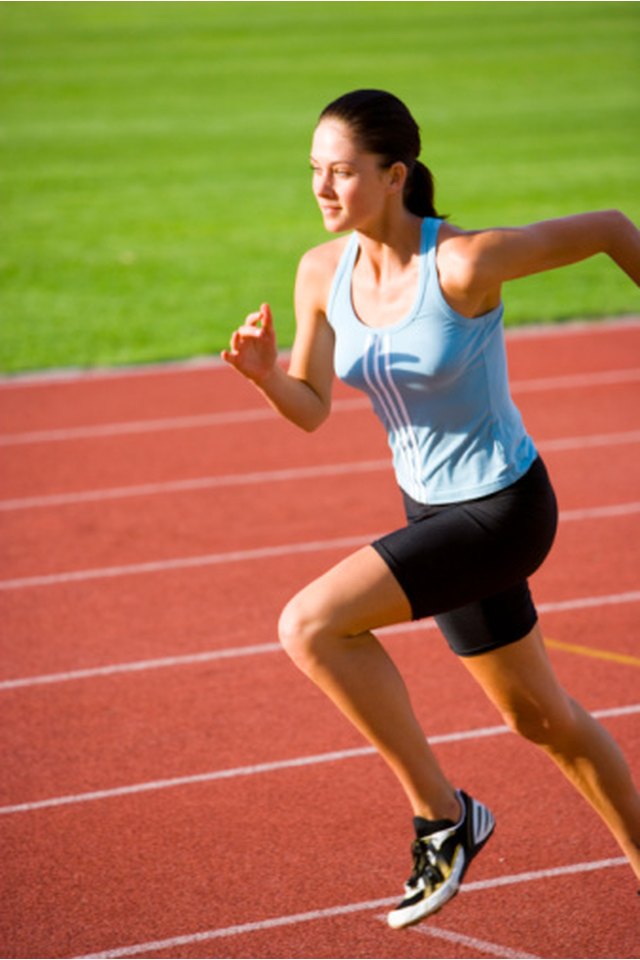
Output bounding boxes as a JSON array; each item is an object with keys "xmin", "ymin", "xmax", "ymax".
[{"xmin": 300, "ymin": 404, "xmax": 331, "ymax": 433}]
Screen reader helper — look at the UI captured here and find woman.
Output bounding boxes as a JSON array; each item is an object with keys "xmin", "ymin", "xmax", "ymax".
[{"xmin": 222, "ymin": 89, "xmax": 640, "ymax": 928}]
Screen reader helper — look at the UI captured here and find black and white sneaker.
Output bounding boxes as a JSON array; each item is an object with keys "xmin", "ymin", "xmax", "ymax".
[{"xmin": 387, "ymin": 789, "xmax": 495, "ymax": 929}]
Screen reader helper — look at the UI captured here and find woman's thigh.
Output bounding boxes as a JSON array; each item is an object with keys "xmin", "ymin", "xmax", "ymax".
[{"xmin": 280, "ymin": 545, "xmax": 413, "ymax": 641}]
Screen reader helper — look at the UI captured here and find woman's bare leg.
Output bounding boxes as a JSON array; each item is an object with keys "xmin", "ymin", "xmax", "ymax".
[
  {"xmin": 278, "ymin": 545, "xmax": 460, "ymax": 822},
  {"xmin": 461, "ymin": 624, "xmax": 640, "ymax": 875}
]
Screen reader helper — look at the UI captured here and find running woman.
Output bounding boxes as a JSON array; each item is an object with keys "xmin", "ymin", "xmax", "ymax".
[{"xmin": 222, "ymin": 89, "xmax": 640, "ymax": 928}]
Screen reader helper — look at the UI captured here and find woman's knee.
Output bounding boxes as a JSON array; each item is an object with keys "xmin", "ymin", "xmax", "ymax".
[
  {"xmin": 278, "ymin": 592, "xmax": 331, "ymax": 670},
  {"xmin": 499, "ymin": 691, "xmax": 578, "ymax": 746}
]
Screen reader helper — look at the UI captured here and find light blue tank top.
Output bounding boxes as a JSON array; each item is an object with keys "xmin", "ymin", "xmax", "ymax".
[{"xmin": 326, "ymin": 217, "xmax": 538, "ymax": 504}]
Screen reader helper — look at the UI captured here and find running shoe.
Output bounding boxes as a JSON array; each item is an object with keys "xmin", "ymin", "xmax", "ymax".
[{"xmin": 387, "ymin": 789, "xmax": 495, "ymax": 929}]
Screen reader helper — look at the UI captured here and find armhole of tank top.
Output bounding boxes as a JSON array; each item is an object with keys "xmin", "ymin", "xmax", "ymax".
[
  {"xmin": 326, "ymin": 233, "xmax": 358, "ymax": 327},
  {"xmin": 423, "ymin": 217, "xmax": 442, "ymax": 268},
  {"xmin": 414, "ymin": 217, "xmax": 441, "ymax": 309},
  {"xmin": 426, "ymin": 219, "xmax": 504, "ymax": 326}
]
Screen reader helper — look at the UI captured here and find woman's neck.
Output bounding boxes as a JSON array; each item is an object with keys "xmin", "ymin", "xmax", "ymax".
[{"xmin": 355, "ymin": 211, "xmax": 423, "ymax": 282}]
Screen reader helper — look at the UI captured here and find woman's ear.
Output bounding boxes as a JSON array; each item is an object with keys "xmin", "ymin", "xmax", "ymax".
[{"xmin": 387, "ymin": 160, "xmax": 409, "ymax": 195}]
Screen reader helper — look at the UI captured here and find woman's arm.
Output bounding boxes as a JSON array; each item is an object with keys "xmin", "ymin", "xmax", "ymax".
[
  {"xmin": 221, "ymin": 245, "xmax": 337, "ymax": 432},
  {"xmin": 438, "ymin": 210, "xmax": 640, "ymax": 317}
]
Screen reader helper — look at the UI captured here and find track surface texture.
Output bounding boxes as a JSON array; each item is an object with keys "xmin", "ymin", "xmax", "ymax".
[{"xmin": 1, "ymin": 318, "xmax": 639, "ymax": 959}]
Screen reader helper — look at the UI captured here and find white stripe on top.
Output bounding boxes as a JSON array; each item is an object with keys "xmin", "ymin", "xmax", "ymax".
[{"xmin": 362, "ymin": 333, "xmax": 427, "ymax": 501}]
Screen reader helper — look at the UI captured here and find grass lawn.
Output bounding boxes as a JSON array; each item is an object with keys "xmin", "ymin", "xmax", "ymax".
[{"xmin": 1, "ymin": 1, "xmax": 638, "ymax": 374}]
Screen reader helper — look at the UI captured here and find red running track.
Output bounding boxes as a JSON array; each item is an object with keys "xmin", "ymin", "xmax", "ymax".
[{"xmin": 1, "ymin": 319, "xmax": 639, "ymax": 959}]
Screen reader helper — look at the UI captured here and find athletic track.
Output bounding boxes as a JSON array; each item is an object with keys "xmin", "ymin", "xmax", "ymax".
[{"xmin": 1, "ymin": 318, "xmax": 639, "ymax": 960}]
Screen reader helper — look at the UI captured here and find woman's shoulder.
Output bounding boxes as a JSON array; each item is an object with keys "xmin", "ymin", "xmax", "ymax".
[
  {"xmin": 295, "ymin": 235, "xmax": 352, "ymax": 310},
  {"xmin": 298, "ymin": 235, "xmax": 352, "ymax": 277}
]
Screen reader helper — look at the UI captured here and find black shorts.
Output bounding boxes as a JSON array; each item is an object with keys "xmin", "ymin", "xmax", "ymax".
[{"xmin": 372, "ymin": 457, "xmax": 558, "ymax": 657}]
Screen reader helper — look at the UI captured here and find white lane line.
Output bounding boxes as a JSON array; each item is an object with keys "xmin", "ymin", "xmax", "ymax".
[
  {"xmin": 405, "ymin": 921, "xmax": 539, "ymax": 959},
  {"xmin": 70, "ymin": 857, "xmax": 627, "ymax": 959},
  {"xmin": 2, "ymin": 589, "xmax": 639, "ymax": 692},
  {"xmin": 0, "ymin": 724, "xmax": 510, "ymax": 815},
  {"xmin": 1, "ymin": 705, "xmax": 637, "ymax": 817},
  {"xmin": 2, "ymin": 429, "xmax": 640, "ymax": 512},
  {"xmin": 0, "ymin": 641, "xmax": 286, "ymax": 690},
  {"xmin": 1, "ymin": 366, "xmax": 639, "ymax": 446},
  {"xmin": 0, "ymin": 534, "xmax": 373, "ymax": 592},
  {"xmin": 0, "ymin": 459, "xmax": 390, "ymax": 511},
  {"xmin": 559, "ymin": 501, "xmax": 640, "ymax": 521},
  {"xmin": 538, "ymin": 590, "xmax": 640, "ymax": 614},
  {"xmin": 0, "ymin": 355, "xmax": 230, "ymax": 388},
  {"xmin": 513, "ymin": 367, "xmax": 640, "ymax": 393},
  {"xmin": 0, "ymin": 398, "xmax": 368, "ymax": 446},
  {"xmin": 538, "ymin": 428, "xmax": 640, "ymax": 452},
  {"xmin": 1, "ymin": 500, "xmax": 639, "ymax": 593}
]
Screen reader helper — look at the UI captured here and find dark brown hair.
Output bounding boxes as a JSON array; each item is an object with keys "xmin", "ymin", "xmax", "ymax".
[{"xmin": 318, "ymin": 89, "xmax": 442, "ymax": 218}]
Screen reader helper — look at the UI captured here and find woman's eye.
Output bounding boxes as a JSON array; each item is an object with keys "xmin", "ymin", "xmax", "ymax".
[{"xmin": 309, "ymin": 165, "xmax": 352, "ymax": 181}]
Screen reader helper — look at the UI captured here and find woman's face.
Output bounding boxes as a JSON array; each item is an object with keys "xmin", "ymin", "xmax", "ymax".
[{"xmin": 310, "ymin": 119, "xmax": 394, "ymax": 233}]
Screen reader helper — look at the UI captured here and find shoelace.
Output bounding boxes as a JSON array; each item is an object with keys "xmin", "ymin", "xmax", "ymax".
[{"xmin": 406, "ymin": 837, "xmax": 445, "ymax": 890}]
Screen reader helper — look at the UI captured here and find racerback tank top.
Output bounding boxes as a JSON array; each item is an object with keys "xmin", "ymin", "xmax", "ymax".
[{"xmin": 326, "ymin": 217, "xmax": 537, "ymax": 504}]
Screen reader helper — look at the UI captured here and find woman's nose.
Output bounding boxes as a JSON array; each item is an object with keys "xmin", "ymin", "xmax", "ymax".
[{"xmin": 315, "ymin": 173, "xmax": 335, "ymax": 197}]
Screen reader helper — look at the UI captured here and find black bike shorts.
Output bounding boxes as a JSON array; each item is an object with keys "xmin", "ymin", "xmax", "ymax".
[{"xmin": 372, "ymin": 457, "xmax": 558, "ymax": 657}]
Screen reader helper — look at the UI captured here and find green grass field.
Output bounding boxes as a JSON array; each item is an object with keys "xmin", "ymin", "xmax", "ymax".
[{"xmin": 1, "ymin": 1, "xmax": 639, "ymax": 374}]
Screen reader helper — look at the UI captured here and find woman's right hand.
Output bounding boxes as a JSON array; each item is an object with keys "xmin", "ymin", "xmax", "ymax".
[{"xmin": 221, "ymin": 303, "xmax": 278, "ymax": 384}]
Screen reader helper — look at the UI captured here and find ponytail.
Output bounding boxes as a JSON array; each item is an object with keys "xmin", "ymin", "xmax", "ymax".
[{"xmin": 404, "ymin": 160, "xmax": 442, "ymax": 219}]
